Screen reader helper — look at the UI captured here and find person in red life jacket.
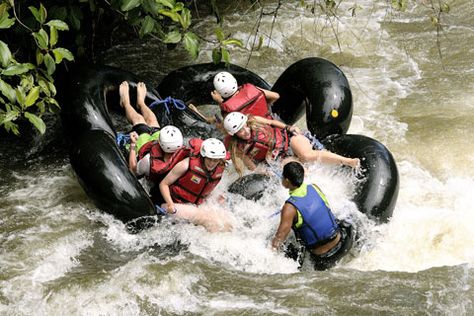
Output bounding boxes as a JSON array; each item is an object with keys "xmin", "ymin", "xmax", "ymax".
[
  {"xmin": 119, "ymin": 81, "xmax": 188, "ymax": 204},
  {"xmin": 271, "ymin": 161, "xmax": 354, "ymax": 271},
  {"xmin": 223, "ymin": 112, "xmax": 360, "ymax": 176},
  {"xmin": 130, "ymin": 125, "xmax": 189, "ymax": 204},
  {"xmin": 159, "ymin": 138, "xmax": 233, "ymax": 232},
  {"xmin": 211, "ymin": 71, "xmax": 279, "ymax": 120}
]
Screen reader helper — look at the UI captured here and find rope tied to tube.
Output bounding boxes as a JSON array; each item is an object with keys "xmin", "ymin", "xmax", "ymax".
[{"xmin": 149, "ymin": 96, "xmax": 187, "ymax": 114}]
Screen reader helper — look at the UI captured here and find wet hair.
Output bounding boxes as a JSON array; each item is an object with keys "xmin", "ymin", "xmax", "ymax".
[
  {"xmin": 282, "ymin": 161, "xmax": 304, "ymax": 187},
  {"xmin": 228, "ymin": 115, "xmax": 274, "ymax": 177}
]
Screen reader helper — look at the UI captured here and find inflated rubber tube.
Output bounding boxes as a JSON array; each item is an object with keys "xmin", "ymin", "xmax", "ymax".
[
  {"xmin": 228, "ymin": 173, "xmax": 273, "ymax": 201},
  {"xmin": 322, "ymin": 134, "xmax": 399, "ymax": 223},
  {"xmin": 228, "ymin": 134, "xmax": 399, "ymax": 223},
  {"xmin": 271, "ymin": 57, "xmax": 353, "ymax": 139},
  {"xmin": 59, "ymin": 65, "xmax": 160, "ymax": 222},
  {"xmin": 157, "ymin": 62, "xmax": 271, "ymax": 106}
]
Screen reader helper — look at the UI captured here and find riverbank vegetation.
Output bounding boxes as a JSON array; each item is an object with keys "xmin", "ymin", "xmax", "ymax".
[{"xmin": 0, "ymin": 0, "xmax": 451, "ymax": 136}]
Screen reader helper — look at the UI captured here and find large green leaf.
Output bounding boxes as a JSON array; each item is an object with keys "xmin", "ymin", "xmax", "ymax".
[
  {"xmin": 46, "ymin": 19, "xmax": 69, "ymax": 31},
  {"xmin": 223, "ymin": 38, "xmax": 244, "ymax": 48},
  {"xmin": 39, "ymin": 3, "xmax": 48, "ymax": 23},
  {"xmin": 139, "ymin": 15, "xmax": 155, "ymax": 37},
  {"xmin": 38, "ymin": 79, "xmax": 51, "ymax": 97},
  {"xmin": 28, "ymin": 6, "xmax": 42, "ymax": 24},
  {"xmin": 183, "ymin": 32, "xmax": 199, "ymax": 59},
  {"xmin": 0, "ymin": 79, "xmax": 16, "ymax": 103},
  {"xmin": 15, "ymin": 87, "xmax": 26, "ymax": 107},
  {"xmin": 159, "ymin": 9, "xmax": 180, "ymax": 22},
  {"xmin": 52, "ymin": 48, "xmax": 74, "ymax": 63},
  {"xmin": 44, "ymin": 53, "xmax": 56, "ymax": 75},
  {"xmin": 215, "ymin": 27, "xmax": 224, "ymax": 42},
  {"xmin": 0, "ymin": 11, "xmax": 15, "ymax": 29},
  {"xmin": 20, "ymin": 74, "xmax": 34, "ymax": 90},
  {"xmin": 221, "ymin": 47, "xmax": 230, "ymax": 65},
  {"xmin": 212, "ymin": 47, "xmax": 222, "ymax": 64},
  {"xmin": 180, "ymin": 7, "xmax": 191, "ymax": 30},
  {"xmin": 24, "ymin": 112, "xmax": 46, "ymax": 134},
  {"xmin": 157, "ymin": 0, "xmax": 175, "ymax": 9},
  {"xmin": 173, "ymin": 2, "xmax": 184, "ymax": 12},
  {"xmin": 25, "ymin": 87, "xmax": 40, "ymax": 107},
  {"xmin": 32, "ymin": 29, "xmax": 49, "ymax": 50},
  {"xmin": 163, "ymin": 30, "xmax": 181, "ymax": 43},
  {"xmin": 0, "ymin": 40, "xmax": 12, "ymax": 67},
  {"xmin": 2, "ymin": 64, "xmax": 32, "ymax": 76},
  {"xmin": 0, "ymin": 109, "xmax": 19, "ymax": 125},
  {"xmin": 36, "ymin": 49, "xmax": 44, "ymax": 65},
  {"xmin": 49, "ymin": 26, "xmax": 58, "ymax": 46},
  {"xmin": 121, "ymin": 0, "xmax": 141, "ymax": 12}
]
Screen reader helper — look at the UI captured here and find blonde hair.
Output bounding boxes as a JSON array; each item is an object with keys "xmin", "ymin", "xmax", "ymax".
[{"xmin": 228, "ymin": 115, "xmax": 276, "ymax": 177}]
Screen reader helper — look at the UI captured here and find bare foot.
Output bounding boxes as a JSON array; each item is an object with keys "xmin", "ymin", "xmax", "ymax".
[
  {"xmin": 119, "ymin": 81, "xmax": 130, "ymax": 108},
  {"xmin": 348, "ymin": 158, "xmax": 360, "ymax": 169},
  {"xmin": 136, "ymin": 82, "xmax": 147, "ymax": 107}
]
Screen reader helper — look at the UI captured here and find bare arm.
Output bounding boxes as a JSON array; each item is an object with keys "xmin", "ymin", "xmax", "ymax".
[
  {"xmin": 243, "ymin": 154, "xmax": 258, "ymax": 171},
  {"xmin": 128, "ymin": 132, "xmax": 139, "ymax": 174},
  {"xmin": 253, "ymin": 116, "xmax": 286, "ymax": 129},
  {"xmin": 260, "ymin": 88, "xmax": 280, "ymax": 105},
  {"xmin": 211, "ymin": 90, "xmax": 224, "ymax": 104},
  {"xmin": 271, "ymin": 203, "xmax": 297, "ymax": 250},
  {"xmin": 253, "ymin": 115, "xmax": 301, "ymax": 135},
  {"xmin": 159, "ymin": 158, "xmax": 189, "ymax": 212}
]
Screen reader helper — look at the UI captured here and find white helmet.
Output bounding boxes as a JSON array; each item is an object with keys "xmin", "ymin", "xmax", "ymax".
[
  {"xmin": 213, "ymin": 71, "xmax": 238, "ymax": 98},
  {"xmin": 200, "ymin": 138, "xmax": 227, "ymax": 159},
  {"xmin": 159, "ymin": 125, "xmax": 183, "ymax": 153},
  {"xmin": 223, "ymin": 112, "xmax": 247, "ymax": 135}
]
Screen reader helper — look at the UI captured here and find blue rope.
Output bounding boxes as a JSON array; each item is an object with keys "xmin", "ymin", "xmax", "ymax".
[
  {"xmin": 303, "ymin": 130, "xmax": 324, "ymax": 150},
  {"xmin": 268, "ymin": 209, "xmax": 282, "ymax": 218},
  {"xmin": 266, "ymin": 159, "xmax": 283, "ymax": 178},
  {"xmin": 156, "ymin": 205, "xmax": 168, "ymax": 215},
  {"xmin": 116, "ymin": 132, "xmax": 130, "ymax": 147},
  {"xmin": 148, "ymin": 96, "xmax": 187, "ymax": 114},
  {"xmin": 155, "ymin": 205, "xmax": 177, "ymax": 215}
]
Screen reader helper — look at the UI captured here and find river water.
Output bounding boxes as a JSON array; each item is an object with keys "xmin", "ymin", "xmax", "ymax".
[{"xmin": 1, "ymin": 1, "xmax": 473, "ymax": 315}]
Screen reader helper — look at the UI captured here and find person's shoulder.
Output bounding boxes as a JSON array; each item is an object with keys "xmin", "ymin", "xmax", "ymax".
[
  {"xmin": 282, "ymin": 201, "xmax": 297, "ymax": 214},
  {"xmin": 174, "ymin": 157, "xmax": 190, "ymax": 169}
]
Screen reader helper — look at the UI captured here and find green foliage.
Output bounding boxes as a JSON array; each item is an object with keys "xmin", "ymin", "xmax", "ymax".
[
  {"xmin": 0, "ymin": 0, "xmax": 200, "ymax": 136},
  {"xmin": 211, "ymin": 27, "xmax": 244, "ymax": 65},
  {"xmin": 0, "ymin": 2, "xmax": 72, "ymax": 135},
  {"xmin": 0, "ymin": 0, "xmax": 454, "ymax": 136}
]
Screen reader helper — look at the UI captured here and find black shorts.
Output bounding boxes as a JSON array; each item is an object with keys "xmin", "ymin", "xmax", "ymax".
[
  {"xmin": 149, "ymin": 184, "xmax": 165, "ymax": 206},
  {"xmin": 310, "ymin": 220, "xmax": 354, "ymax": 271},
  {"xmin": 132, "ymin": 123, "xmax": 160, "ymax": 135}
]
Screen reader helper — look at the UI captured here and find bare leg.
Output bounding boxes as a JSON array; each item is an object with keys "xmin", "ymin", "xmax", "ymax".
[
  {"xmin": 136, "ymin": 82, "xmax": 160, "ymax": 128},
  {"xmin": 165, "ymin": 203, "xmax": 233, "ymax": 232},
  {"xmin": 290, "ymin": 134, "xmax": 360, "ymax": 168},
  {"xmin": 120, "ymin": 81, "xmax": 146, "ymax": 125}
]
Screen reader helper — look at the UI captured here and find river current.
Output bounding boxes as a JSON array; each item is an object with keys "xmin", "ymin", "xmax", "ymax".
[{"xmin": 1, "ymin": 1, "xmax": 473, "ymax": 315}]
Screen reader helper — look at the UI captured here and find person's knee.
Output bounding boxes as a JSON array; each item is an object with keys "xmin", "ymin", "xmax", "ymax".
[{"xmin": 297, "ymin": 151, "xmax": 313, "ymax": 162}]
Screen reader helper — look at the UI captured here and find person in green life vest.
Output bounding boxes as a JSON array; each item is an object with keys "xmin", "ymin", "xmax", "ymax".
[
  {"xmin": 119, "ymin": 81, "xmax": 162, "ymax": 158},
  {"xmin": 271, "ymin": 161, "xmax": 354, "ymax": 271},
  {"xmin": 119, "ymin": 81, "xmax": 188, "ymax": 204}
]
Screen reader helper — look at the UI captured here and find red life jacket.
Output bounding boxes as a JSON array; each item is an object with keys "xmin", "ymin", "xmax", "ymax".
[
  {"xmin": 138, "ymin": 141, "xmax": 190, "ymax": 183},
  {"xmin": 239, "ymin": 125, "xmax": 289, "ymax": 162},
  {"xmin": 144, "ymin": 138, "xmax": 204, "ymax": 205},
  {"xmin": 220, "ymin": 83, "xmax": 271, "ymax": 119},
  {"xmin": 170, "ymin": 155, "xmax": 225, "ymax": 205}
]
